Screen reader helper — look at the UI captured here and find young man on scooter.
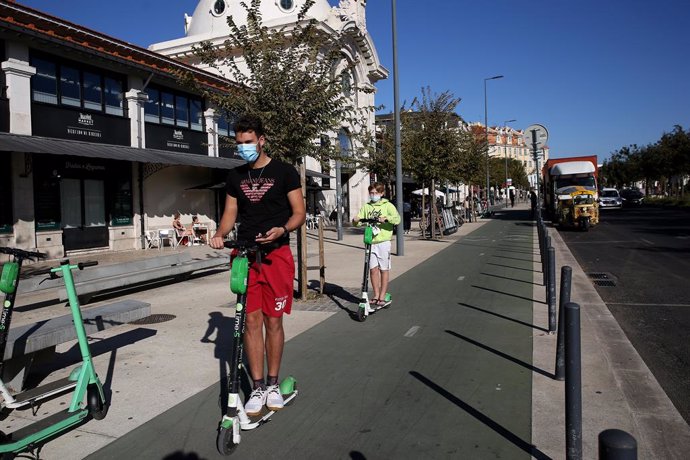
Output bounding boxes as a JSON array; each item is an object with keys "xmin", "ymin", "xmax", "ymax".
[
  {"xmin": 209, "ymin": 115, "xmax": 305, "ymax": 416},
  {"xmin": 352, "ymin": 182, "xmax": 401, "ymax": 307}
]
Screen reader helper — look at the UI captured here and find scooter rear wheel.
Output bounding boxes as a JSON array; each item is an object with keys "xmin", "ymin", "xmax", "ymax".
[
  {"xmin": 217, "ymin": 426, "xmax": 238, "ymax": 455},
  {"xmin": 88, "ymin": 385, "xmax": 108, "ymax": 420}
]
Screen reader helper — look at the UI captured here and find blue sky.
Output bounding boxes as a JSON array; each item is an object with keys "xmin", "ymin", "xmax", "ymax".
[{"xmin": 17, "ymin": 0, "xmax": 690, "ymax": 160}]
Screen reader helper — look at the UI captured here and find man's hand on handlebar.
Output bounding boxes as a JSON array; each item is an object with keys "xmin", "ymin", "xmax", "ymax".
[{"xmin": 209, "ymin": 235, "xmax": 226, "ymax": 250}]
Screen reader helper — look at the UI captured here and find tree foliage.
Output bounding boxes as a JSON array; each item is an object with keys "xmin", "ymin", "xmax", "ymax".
[
  {"xmin": 178, "ymin": 0, "xmax": 372, "ymax": 164},
  {"xmin": 600, "ymin": 125, "xmax": 690, "ymax": 194}
]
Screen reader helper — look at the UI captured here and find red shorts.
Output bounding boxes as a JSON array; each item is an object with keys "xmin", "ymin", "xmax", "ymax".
[{"xmin": 235, "ymin": 245, "xmax": 294, "ymax": 317}]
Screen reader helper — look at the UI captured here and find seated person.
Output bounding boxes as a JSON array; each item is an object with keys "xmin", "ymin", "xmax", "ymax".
[
  {"xmin": 172, "ymin": 213, "xmax": 194, "ymax": 245},
  {"xmin": 191, "ymin": 215, "xmax": 208, "ymax": 243}
]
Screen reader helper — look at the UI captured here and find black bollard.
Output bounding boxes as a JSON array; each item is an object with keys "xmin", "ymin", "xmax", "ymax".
[
  {"xmin": 548, "ymin": 247, "xmax": 557, "ymax": 333},
  {"xmin": 598, "ymin": 429, "xmax": 637, "ymax": 460},
  {"xmin": 555, "ymin": 266, "xmax": 572, "ymax": 380},
  {"xmin": 543, "ymin": 234, "xmax": 551, "ymax": 286},
  {"xmin": 565, "ymin": 302, "xmax": 582, "ymax": 460}
]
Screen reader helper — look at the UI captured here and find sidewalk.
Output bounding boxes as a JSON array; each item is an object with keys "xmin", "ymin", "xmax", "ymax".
[{"xmin": 5, "ymin": 206, "xmax": 689, "ymax": 458}]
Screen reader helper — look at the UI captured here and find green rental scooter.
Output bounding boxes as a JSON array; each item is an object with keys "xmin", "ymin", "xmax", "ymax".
[
  {"xmin": 357, "ymin": 219, "xmax": 392, "ymax": 322},
  {"xmin": 0, "ymin": 248, "xmax": 107, "ymax": 458},
  {"xmin": 216, "ymin": 240, "xmax": 297, "ymax": 456}
]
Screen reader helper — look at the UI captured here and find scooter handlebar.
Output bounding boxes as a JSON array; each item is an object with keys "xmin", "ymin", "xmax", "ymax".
[
  {"xmin": 358, "ymin": 218, "xmax": 379, "ymax": 224},
  {"xmin": 78, "ymin": 261, "xmax": 99, "ymax": 270},
  {"xmin": 0, "ymin": 246, "xmax": 47, "ymax": 261}
]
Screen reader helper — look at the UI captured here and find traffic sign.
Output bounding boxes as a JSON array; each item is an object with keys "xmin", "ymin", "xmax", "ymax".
[{"xmin": 523, "ymin": 124, "xmax": 548, "ymax": 150}]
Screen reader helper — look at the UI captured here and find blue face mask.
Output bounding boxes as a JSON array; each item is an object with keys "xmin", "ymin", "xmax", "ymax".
[
  {"xmin": 369, "ymin": 194, "xmax": 381, "ymax": 203},
  {"xmin": 237, "ymin": 144, "xmax": 259, "ymax": 163}
]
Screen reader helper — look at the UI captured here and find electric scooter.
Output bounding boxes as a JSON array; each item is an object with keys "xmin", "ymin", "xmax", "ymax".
[
  {"xmin": 356, "ymin": 219, "xmax": 392, "ymax": 322},
  {"xmin": 216, "ymin": 240, "xmax": 297, "ymax": 456},
  {"xmin": 0, "ymin": 248, "xmax": 108, "ymax": 457}
]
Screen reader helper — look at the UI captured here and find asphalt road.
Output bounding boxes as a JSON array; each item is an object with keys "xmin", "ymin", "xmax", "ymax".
[{"xmin": 558, "ymin": 204, "xmax": 690, "ymax": 425}]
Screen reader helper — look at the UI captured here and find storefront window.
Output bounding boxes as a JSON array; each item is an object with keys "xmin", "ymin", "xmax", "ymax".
[
  {"xmin": 31, "ymin": 57, "xmax": 58, "ymax": 104},
  {"xmin": 145, "ymin": 86, "xmax": 205, "ymax": 131},
  {"xmin": 190, "ymin": 98, "xmax": 203, "ymax": 131},
  {"xmin": 60, "ymin": 65, "xmax": 81, "ymax": 107},
  {"xmin": 83, "ymin": 71, "xmax": 102, "ymax": 111},
  {"xmin": 161, "ymin": 92, "xmax": 175, "ymax": 125},
  {"xmin": 104, "ymin": 77, "xmax": 124, "ymax": 116},
  {"xmin": 0, "ymin": 164, "xmax": 12, "ymax": 233},
  {"xmin": 34, "ymin": 172, "xmax": 61, "ymax": 231},
  {"xmin": 110, "ymin": 178, "xmax": 133, "ymax": 226},
  {"xmin": 144, "ymin": 88, "xmax": 160, "ymax": 123},
  {"xmin": 31, "ymin": 54, "xmax": 125, "ymax": 117},
  {"xmin": 175, "ymin": 95, "xmax": 189, "ymax": 127}
]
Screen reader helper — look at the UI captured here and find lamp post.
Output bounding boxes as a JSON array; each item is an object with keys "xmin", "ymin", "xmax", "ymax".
[
  {"xmin": 484, "ymin": 75, "xmax": 503, "ymax": 208},
  {"xmin": 503, "ymin": 118, "xmax": 516, "ymax": 208},
  {"xmin": 392, "ymin": 0, "xmax": 404, "ymax": 255}
]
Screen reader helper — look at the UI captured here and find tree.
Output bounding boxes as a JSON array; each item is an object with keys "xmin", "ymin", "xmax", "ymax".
[{"xmin": 178, "ymin": 0, "xmax": 373, "ymax": 297}]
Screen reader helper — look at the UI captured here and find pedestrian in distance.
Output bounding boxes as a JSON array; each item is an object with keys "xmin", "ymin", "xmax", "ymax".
[
  {"xmin": 509, "ymin": 188, "xmax": 516, "ymax": 208},
  {"xmin": 209, "ymin": 114, "xmax": 306, "ymax": 417},
  {"xmin": 352, "ymin": 182, "xmax": 401, "ymax": 307},
  {"xmin": 402, "ymin": 200, "xmax": 412, "ymax": 234},
  {"xmin": 529, "ymin": 188, "xmax": 538, "ymax": 219}
]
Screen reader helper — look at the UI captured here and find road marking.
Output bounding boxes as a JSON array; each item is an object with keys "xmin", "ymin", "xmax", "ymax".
[
  {"xmin": 457, "ymin": 276, "xmax": 465, "ymax": 281},
  {"xmin": 640, "ymin": 238, "xmax": 654, "ymax": 245},
  {"xmin": 608, "ymin": 302, "xmax": 690, "ymax": 307},
  {"xmin": 480, "ymin": 253, "xmax": 485, "ymax": 256},
  {"xmin": 404, "ymin": 326, "xmax": 420, "ymax": 337}
]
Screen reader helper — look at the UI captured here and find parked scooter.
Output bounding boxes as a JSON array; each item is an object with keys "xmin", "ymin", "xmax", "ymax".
[{"xmin": 0, "ymin": 248, "xmax": 108, "ymax": 457}]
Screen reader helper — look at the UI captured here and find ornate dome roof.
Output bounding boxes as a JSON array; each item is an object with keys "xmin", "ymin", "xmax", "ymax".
[{"xmin": 185, "ymin": 0, "xmax": 333, "ymax": 37}]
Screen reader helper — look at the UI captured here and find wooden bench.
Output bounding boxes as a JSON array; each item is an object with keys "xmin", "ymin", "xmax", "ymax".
[
  {"xmin": 2, "ymin": 299, "xmax": 151, "ymax": 393},
  {"xmin": 17, "ymin": 252, "xmax": 230, "ymax": 303}
]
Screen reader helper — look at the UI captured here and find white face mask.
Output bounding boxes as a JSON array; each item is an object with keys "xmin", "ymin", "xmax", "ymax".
[{"xmin": 369, "ymin": 194, "xmax": 382, "ymax": 203}]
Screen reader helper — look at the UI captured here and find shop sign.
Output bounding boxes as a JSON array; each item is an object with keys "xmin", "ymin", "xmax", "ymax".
[
  {"xmin": 32, "ymin": 104, "xmax": 130, "ymax": 145},
  {"xmin": 145, "ymin": 123, "xmax": 207, "ymax": 155}
]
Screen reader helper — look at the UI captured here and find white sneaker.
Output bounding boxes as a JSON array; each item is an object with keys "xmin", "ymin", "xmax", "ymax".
[
  {"xmin": 266, "ymin": 384, "xmax": 284, "ymax": 411},
  {"xmin": 245, "ymin": 387, "xmax": 267, "ymax": 416}
]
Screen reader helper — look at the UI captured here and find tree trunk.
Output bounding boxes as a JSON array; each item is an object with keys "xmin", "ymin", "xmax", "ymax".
[
  {"xmin": 430, "ymin": 178, "xmax": 436, "ymax": 240},
  {"xmin": 297, "ymin": 162, "xmax": 308, "ymax": 299}
]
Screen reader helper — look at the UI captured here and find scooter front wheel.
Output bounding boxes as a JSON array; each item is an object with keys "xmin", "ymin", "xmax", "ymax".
[
  {"xmin": 357, "ymin": 306, "xmax": 367, "ymax": 322},
  {"xmin": 217, "ymin": 425, "xmax": 239, "ymax": 456},
  {"xmin": 87, "ymin": 384, "xmax": 108, "ymax": 420}
]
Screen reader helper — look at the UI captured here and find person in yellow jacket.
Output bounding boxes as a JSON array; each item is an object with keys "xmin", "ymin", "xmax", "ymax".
[{"xmin": 352, "ymin": 182, "xmax": 401, "ymax": 307}]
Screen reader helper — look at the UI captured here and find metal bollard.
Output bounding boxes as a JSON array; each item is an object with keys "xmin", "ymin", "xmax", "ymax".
[
  {"xmin": 548, "ymin": 247, "xmax": 557, "ymax": 333},
  {"xmin": 555, "ymin": 266, "xmax": 572, "ymax": 380},
  {"xmin": 543, "ymin": 233, "xmax": 551, "ymax": 286},
  {"xmin": 565, "ymin": 302, "xmax": 582, "ymax": 460},
  {"xmin": 598, "ymin": 429, "xmax": 637, "ymax": 460}
]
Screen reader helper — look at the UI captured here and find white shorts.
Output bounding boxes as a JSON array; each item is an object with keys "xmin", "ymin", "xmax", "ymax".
[{"xmin": 369, "ymin": 240, "xmax": 392, "ymax": 271}]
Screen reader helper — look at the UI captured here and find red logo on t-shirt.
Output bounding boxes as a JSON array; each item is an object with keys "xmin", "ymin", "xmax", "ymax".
[{"xmin": 240, "ymin": 178, "xmax": 275, "ymax": 203}]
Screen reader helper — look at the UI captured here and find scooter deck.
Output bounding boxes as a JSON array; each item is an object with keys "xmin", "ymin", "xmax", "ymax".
[
  {"xmin": 244, "ymin": 391, "xmax": 298, "ymax": 425},
  {"xmin": 7, "ymin": 377, "xmax": 76, "ymax": 407},
  {"xmin": 0, "ymin": 408, "xmax": 87, "ymax": 448}
]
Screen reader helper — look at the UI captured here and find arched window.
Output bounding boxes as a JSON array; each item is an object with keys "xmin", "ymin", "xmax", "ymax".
[
  {"xmin": 212, "ymin": 0, "xmax": 226, "ymax": 16},
  {"xmin": 278, "ymin": 0, "xmax": 295, "ymax": 12},
  {"xmin": 338, "ymin": 129, "xmax": 352, "ymax": 157},
  {"xmin": 341, "ymin": 71, "xmax": 352, "ymax": 98}
]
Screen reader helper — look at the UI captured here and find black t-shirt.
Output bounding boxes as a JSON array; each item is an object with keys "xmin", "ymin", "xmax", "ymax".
[{"xmin": 225, "ymin": 159, "xmax": 301, "ymax": 243}]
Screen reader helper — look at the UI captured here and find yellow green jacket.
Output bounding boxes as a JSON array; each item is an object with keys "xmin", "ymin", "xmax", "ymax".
[{"xmin": 356, "ymin": 198, "xmax": 401, "ymax": 244}]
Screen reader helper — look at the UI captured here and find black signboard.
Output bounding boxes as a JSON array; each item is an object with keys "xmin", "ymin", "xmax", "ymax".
[
  {"xmin": 145, "ymin": 123, "xmax": 208, "ymax": 155},
  {"xmin": 32, "ymin": 104, "xmax": 130, "ymax": 145}
]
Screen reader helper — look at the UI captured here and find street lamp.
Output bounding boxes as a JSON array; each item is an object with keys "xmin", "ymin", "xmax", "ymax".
[
  {"xmin": 503, "ymin": 118, "xmax": 516, "ymax": 208},
  {"xmin": 484, "ymin": 75, "xmax": 503, "ymax": 208},
  {"xmin": 392, "ymin": 0, "xmax": 404, "ymax": 255}
]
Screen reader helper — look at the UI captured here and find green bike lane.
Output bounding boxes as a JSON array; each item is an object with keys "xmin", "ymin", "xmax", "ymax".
[{"xmin": 88, "ymin": 214, "xmax": 543, "ymax": 459}]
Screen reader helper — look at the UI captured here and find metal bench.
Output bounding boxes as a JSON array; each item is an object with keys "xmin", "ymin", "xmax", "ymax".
[
  {"xmin": 2, "ymin": 299, "xmax": 151, "ymax": 392},
  {"xmin": 17, "ymin": 252, "xmax": 229, "ymax": 303}
]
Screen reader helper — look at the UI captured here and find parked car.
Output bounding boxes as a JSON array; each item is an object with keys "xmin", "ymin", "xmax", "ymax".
[
  {"xmin": 620, "ymin": 188, "xmax": 645, "ymax": 206},
  {"xmin": 598, "ymin": 188, "xmax": 622, "ymax": 209}
]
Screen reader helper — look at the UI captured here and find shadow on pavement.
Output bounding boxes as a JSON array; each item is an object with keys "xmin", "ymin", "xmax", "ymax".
[
  {"xmin": 458, "ymin": 302, "xmax": 548, "ymax": 333},
  {"xmin": 409, "ymin": 370, "xmax": 551, "ymax": 460},
  {"xmin": 162, "ymin": 451, "xmax": 204, "ymax": 460},
  {"xmin": 472, "ymin": 284, "xmax": 545, "ymax": 304},
  {"xmin": 445, "ymin": 330, "xmax": 554, "ymax": 379},
  {"xmin": 317, "ymin": 282, "xmax": 361, "ymax": 322},
  {"xmin": 480, "ymin": 272, "xmax": 541, "ymax": 286},
  {"xmin": 486, "ymin": 262, "xmax": 540, "ymax": 273}
]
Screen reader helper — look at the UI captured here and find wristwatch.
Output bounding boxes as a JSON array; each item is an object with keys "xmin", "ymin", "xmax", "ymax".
[{"xmin": 282, "ymin": 225, "xmax": 289, "ymax": 235}]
